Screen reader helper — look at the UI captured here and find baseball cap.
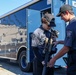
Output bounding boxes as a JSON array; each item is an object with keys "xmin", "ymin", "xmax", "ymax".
[
  {"xmin": 43, "ymin": 13, "xmax": 56, "ymax": 27},
  {"xmin": 56, "ymin": 4, "xmax": 73, "ymax": 17}
]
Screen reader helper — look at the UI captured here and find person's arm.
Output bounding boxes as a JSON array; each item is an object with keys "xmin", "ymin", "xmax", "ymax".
[
  {"xmin": 31, "ymin": 31, "xmax": 44, "ymax": 63},
  {"xmin": 48, "ymin": 46, "xmax": 69, "ymax": 67},
  {"xmin": 57, "ymin": 40, "xmax": 64, "ymax": 44},
  {"xmin": 32, "ymin": 28, "xmax": 48, "ymax": 64},
  {"xmin": 53, "ymin": 40, "xmax": 64, "ymax": 46}
]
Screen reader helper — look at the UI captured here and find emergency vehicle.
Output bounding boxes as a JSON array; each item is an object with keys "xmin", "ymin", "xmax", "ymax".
[{"xmin": 0, "ymin": 0, "xmax": 76, "ymax": 72}]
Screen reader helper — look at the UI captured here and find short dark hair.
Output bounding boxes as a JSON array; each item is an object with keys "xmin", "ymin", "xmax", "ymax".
[{"xmin": 62, "ymin": 10, "xmax": 74, "ymax": 15}]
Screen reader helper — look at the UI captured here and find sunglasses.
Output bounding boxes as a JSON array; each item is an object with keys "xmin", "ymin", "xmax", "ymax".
[{"xmin": 48, "ymin": 25, "xmax": 51, "ymax": 27}]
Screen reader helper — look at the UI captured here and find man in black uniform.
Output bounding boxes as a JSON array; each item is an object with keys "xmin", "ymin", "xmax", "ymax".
[
  {"xmin": 48, "ymin": 4, "xmax": 76, "ymax": 75},
  {"xmin": 31, "ymin": 13, "xmax": 56, "ymax": 75}
]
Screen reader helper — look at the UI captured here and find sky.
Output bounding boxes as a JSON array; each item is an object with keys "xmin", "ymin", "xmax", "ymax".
[{"xmin": 0, "ymin": 0, "xmax": 31, "ymax": 16}]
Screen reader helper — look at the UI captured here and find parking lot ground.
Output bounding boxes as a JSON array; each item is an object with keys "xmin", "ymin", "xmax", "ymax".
[
  {"xmin": 0, "ymin": 67, "xmax": 16, "ymax": 75},
  {"xmin": 54, "ymin": 67, "xmax": 67, "ymax": 75},
  {"xmin": 0, "ymin": 59, "xmax": 67, "ymax": 75},
  {"xmin": 0, "ymin": 59, "xmax": 32, "ymax": 75}
]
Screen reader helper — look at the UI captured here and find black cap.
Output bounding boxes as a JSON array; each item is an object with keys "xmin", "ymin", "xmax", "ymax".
[
  {"xmin": 56, "ymin": 4, "xmax": 73, "ymax": 17},
  {"xmin": 43, "ymin": 13, "xmax": 56, "ymax": 27}
]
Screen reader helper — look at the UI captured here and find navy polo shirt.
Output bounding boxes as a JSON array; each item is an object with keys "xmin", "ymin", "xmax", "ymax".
[{"xmin": 64, "ymin": 17, "xmax": 76, "ymax": 50}]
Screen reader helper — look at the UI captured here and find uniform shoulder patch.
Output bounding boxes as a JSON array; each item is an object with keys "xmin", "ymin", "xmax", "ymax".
[{"xmin": 66, "ymin": 30, "xmax": 72, "ymax": 38}]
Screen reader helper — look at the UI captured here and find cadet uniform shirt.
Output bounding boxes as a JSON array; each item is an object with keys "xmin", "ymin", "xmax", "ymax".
[{"xmin": 64, "ymin": 17, "xmax": 76, "ymax": 50}]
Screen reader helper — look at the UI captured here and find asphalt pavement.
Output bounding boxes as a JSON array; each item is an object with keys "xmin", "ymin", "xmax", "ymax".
[
  {"xmin": 0, "ymin": 59, "xmax": 67, "ymax": 75},
  {"xmin": 0, "ymin": 59, "xmax": 32, "ymax": 75}
]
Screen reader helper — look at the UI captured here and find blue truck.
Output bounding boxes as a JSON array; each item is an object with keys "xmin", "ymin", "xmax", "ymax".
[{"xmin": 0, "ymin": 0, "xmax": 76, "ymax": 72}]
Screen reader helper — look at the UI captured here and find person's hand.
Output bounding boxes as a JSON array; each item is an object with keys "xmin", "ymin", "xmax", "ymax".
[
  {"xmin": 53, "ymin": 40, "xmax": 64, "ymax": 45},
  {"xmin": 53, "ymin": 41, "xmax": 59, "ymax": 46},
  {"xmin": 47, "ymin": 58, "xmax": 56, "ymax": 68},
  {"xmin": 41, "ymin": 61, "xmax": 45, "ymax": 65}
]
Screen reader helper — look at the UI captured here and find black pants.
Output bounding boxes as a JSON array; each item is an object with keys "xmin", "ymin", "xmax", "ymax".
[
  {"xmin": 67, "ymin": 51, "xmax": 76, "ymax": 75},
  {"xmin": 33, "ymin": 57, "xmax": 54, "ymax": 75},
  {"xmin": 67, "ymin": 65, "xmax": 76, "ymax": 75}
]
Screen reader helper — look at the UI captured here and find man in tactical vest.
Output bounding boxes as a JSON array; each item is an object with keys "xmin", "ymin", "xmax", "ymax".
[{"xmin": 31, "ymin": 12, "xmax": 56, "ymax": 75}]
